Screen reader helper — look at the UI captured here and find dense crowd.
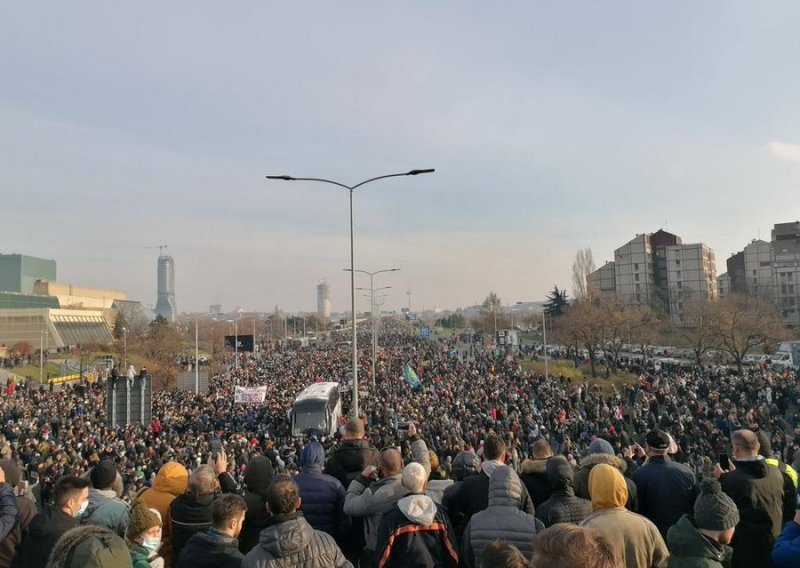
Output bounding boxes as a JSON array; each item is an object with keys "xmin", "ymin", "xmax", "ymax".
[{"xmin": 0, "ymin": 322, "xmax": 799, "ymax": 567}]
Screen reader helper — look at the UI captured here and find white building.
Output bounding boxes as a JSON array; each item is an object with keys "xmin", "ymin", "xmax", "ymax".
[
  {"xmin": 665, "ymin": 243, "xmax": 717, "ymax": 323},
  {"xmin": 316, "ymin": 279, "xmax": 331, "ymax": 322},
  {"xmin": 743, "ymin": 239, "xmax": 773, "ymax": 299},
  {"xmin": 718, "ymin": 272, "xmax": 731, "ymax": 298},
  {"xmin": 771, "ymin": 221, "xmax": 800, "ymax": 326},
  {"xmin": 614, "ymin": 235, "xmax": 655, "ymax": 306}
]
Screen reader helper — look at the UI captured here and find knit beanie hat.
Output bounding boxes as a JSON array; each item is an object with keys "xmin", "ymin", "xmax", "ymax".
[
  {"xmin": 127, "ymin": 500, "xmax": 162, "ymax": 540},
  {"xmin": 694, "ymin": 478, "xmax": 739, "ymax": 531},
  {"xmin": 588, "ymin": 438, "xmax": 615, "ymax": 456},
  {"xmin": 90, "ymin": 460, "xmax": 117, "ymax": 490}
]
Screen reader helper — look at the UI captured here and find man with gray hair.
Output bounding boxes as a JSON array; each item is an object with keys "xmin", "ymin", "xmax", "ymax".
[
  {"xmin": 375, "ymin": 462, "xmax": 458, "ymax": 568},
  {"xmin": 715, "ymin": 428, "xmax": 793, "ymax": 568}
]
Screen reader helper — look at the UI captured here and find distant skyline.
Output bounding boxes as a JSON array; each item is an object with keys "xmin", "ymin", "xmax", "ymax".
[{"xmin": 2, "ymin": 2, "xmax": 799, "ymax": 313}]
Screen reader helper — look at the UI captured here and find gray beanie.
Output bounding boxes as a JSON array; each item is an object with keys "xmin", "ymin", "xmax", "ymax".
[
  {"xmin": 694, "ymin": 478, "xmax": 739, "ymax": 531},
  {"xmin": 588, "ymin": 438, "xmax": 615, "ymax": 456}
]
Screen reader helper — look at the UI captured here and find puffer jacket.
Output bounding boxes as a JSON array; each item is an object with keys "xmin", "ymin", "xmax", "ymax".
[
  {"xmin": 375, "ymin": 494, "xmax": 458, "ymax": 568},
  {"xmin": 137, "ymin": 461, "xmax": 189, "ymax": 568},
  {"xmin": 324, "ymin": 439, "xmax": 380, "ymax": 489},
  {"xmin": 295, "ymin": 443, "xmax": 348, "ymax": 538},
  {"xmin": 343, "ymin": 437, "xmax": 430, "ymax": 553},
  {"xmin": 241, "ymin": 512, "xmax": 352, "ymax": 568},
  {"xmin": 535, "ymin": 457, "xmax": 592, "ymax": 527},
  {"xmin": 667, "ymin": 514, "xmax": 732, "ymax": 568},
  {"xmin": 240, "ymin": 456, "xmax": 274, "ymax": 554},
  {"xmin": 460, "ymin": 466, "xmax": 542, "ymax": 568},
  {"xmin": 82, "ymin": 487, "xmax": 130, "ymax": 537},
  {"xmin": 772, "ymin": 518, "xmax": 800, "ymax": 568},
  {"xmin": 520, "ymin": 458, "xmax": 552, "ymax": 507},
  {"xmin": 574, "ymin": 453, "xmax": 638, "ymax": 511}
]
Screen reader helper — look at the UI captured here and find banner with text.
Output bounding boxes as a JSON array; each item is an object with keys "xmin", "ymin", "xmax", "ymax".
[{"xmin": 234, "ymin": 385, "xmax": 267, "ymax": 403}]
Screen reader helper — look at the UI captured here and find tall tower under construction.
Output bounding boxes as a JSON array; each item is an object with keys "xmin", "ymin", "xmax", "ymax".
[
  {"xmin": 155, "ymin": 253, "xmax": 177, "ymax": 322},
  {"xmin": 317, "ymin": 279, "xmax": 331, "ymax": 323}
]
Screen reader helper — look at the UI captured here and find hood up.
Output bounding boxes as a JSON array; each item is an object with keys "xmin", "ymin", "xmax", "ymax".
[
  {"xmin": 487, "ymin": 465, "xmax": 525, "ymax": 508},
  {"xmin": 578, "ymin": 453, "xmax": 628, "ymax": 473},
  {"xmin": 245, "ymin": 455, "xmax": 274, "ymax": 497},
  {"xmin": 588, "ymin": 463, "xmax": 628, "ymax": 510},
  {"xmin": 259, "ymin": 513, "xmax": 312, "ymax": 557},
  {"xmin": 546, "ymin": 456, "xmax": 574, "ymax": 492},
  {"xmin": 398, "ymin": 494, "xmax": 437, "ymax": 526},
  {"xmin": 152, "ymin": 461, "xmax": 189, "ymax": 497},
  {"xmin": 299, "ymin": 442, "xmax": 325, "ymax": 470}
]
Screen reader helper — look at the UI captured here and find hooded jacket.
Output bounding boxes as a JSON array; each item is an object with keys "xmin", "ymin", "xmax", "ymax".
[
  {"xmin": 720, "ymin": 457, "xmax": 791, "ymax": 568},
  {"xmin": 461, "ymin": 466, "xmax": 542, "ymax": 568},
  {"xmin": 666, "ymin": 514, "xmax": 732, "ymax": 568},
  {"xmin": 295, "ymin": 443, "xmax": 348, "ymax": 538},
  {"xmin": 580, "ymin": 463, "xmax": 668, "ymax": 568},
  {"xmin": 240, "ymin": 455, "xmax": 274, "ymax": 554},
  {"xmin": 44, "ymin": 524, "xmax": 132, "ymax": 568},
  {"xmin": 375, "ymin": 494, "xmax": 458, "ymax": 568},
  {"xmin": 771, "ymin": 517, "xmax": 800, "ymax": 568},
  {"xmin": 137, "ymin": 461, "xmax": 189, "ymax": 568},
  {"xmin": 520, "ymin": 458, "xmax": 552, "ymax": 507},
  {"xmin": 325, "ymin": 438, "xmax": 381, "ymax": 489},
  {"xmin": 535, "ymin": 457, "xmax": 592, "ymax": 527},
  {"xmin": 14, "ymin": 504, "xmax": 79, "ymax": 568},
  {"xmin": 573, "ymin": 453, "xmax": 638, "ymax": 511},
  {"xmin": 176, "ymin": 527, "xmax": 244, "ymax": 568},
  {"xmin": 241, "ymin": 512, "xmax": 352, "ymax": 568},
  {"xmin": 82, "ymin": 487, "xmax": 130, "ymax": 537}
]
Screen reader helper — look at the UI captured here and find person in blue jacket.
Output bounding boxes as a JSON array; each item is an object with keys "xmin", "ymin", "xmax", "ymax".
[{"xmin": 773, "ymin": 508, "xmax": 800, "ymax": 568}]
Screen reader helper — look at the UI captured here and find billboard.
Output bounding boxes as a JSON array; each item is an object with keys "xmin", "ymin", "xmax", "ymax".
[{"xmin": 225, "ymin": 334, "xmax": 254, "ymax": 352}]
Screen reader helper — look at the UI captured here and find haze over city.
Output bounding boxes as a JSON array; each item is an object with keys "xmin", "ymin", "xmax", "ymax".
[{"xmin": 2, "ymin": 2, "xmax": 799, "ymax": 313}]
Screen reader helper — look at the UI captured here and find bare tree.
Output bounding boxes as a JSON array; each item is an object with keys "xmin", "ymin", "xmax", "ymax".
[
  {"xmin": 572, "ymin": 248, "xmax": 596, "ymax": 301},
  {"xmin": 481, "ymin": 292, "xmax": 503, "ymax": 334},
  {"xmin": 672, "ymin": 297, "xmax": 715, "ymax": 366},
  {"xmin": 556, "ymin": 300, "xmax": 606, "ymax": 377}
]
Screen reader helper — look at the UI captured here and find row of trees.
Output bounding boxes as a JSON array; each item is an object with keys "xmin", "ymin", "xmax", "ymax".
[{"xmin": 549, "ymin": 291, "xmax": 787, "ymax": 377}]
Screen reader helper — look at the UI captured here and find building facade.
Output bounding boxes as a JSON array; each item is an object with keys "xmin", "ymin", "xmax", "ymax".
[
  {"xmin": 665, "ymin": 243, "xmax": 718, "ymax": 323},
  {"xmin": 771, "ymin": 221, "xmax": 800, "ymax": 326},
  {"xmin": 154, "ymin": 255, "xmax": 177, "ymax": 322},
  {"xmin": 614, "ymin": 235, "xmax": 655, "ymax": 306},
  {"xmin": 317, "ymin": 279, "xmax": 331, "ymax": 322},
  {"xmin": 0, "ymin": 254, "xmax": 57, "ymax": 294},
  {"xmin": 718, "ymin": 273, "xmax": 731, "ymax": 298},
  {"xmin": 587, "ymin": 261, "xmax": 616, "ymax": 298},
  {"xmin": 743, "ymin": 239, "xmax": 773, "ymax": 299}
]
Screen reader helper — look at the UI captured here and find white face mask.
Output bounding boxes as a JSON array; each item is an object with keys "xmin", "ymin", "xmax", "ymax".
[
  {"xmin": 141, "ymin": 537, "xmax": 162, "ymax": 554},
  {"xmin": 73, "ymin": 500, "xmax": 89, "ymax": 518}
]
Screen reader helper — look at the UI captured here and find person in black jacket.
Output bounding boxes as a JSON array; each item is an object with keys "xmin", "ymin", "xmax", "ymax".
[
  {"xmin": 630, "ymin": 430, "xmax": 697, "ymax": 538},
  {"xmin": 14, "ymin": 475, "xmax": 89, "ymax": 568},
  {"xmin": 239, "ymin": 455, "xmax": 273, "ymax": 554},
  {"xmin": 520, "ymin": 439, "xmax": 554, "ymax": 508},
  {"xmin": 295, "ymin": 442, "xmax": 348, "ymax": 539},
  {"xmin": 535, "ymin": 456, "xmax": 591, "ymax": 527},
  {"xmin": 444, "ymin": 434, "xmax": 533, "ymax": 542},
  {"xmin": 0, "ymin": 459, "xmax": 36, "ymax": 567},
  {"xmin": 177, "ymin": 494, "xmax": 246, "ymax": 568}
]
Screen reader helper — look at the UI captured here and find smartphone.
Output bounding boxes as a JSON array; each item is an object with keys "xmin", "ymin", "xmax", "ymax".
[
  {"xmin": 718, "ymin": 453, "xmax": 730, "ymax": 471},
  {"xmin": 211, "ymin": 438, "xmax": 223, "ymax": 460}
]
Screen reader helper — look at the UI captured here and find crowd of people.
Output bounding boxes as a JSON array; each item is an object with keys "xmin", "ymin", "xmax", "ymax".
[{"xmin": 0, "ymin": 321, "xmax": 799, "ymax": 567}]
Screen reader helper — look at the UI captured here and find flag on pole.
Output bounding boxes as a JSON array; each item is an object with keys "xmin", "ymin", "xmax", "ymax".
[{"xmin": 403, "ymin": 363, "xmax": 421, "ymax": 389}]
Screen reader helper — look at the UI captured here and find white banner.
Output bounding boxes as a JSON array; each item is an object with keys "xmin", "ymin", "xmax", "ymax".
[{"xmin": 234, "ymin": 385, "xmax": 267, "ymax": 403}]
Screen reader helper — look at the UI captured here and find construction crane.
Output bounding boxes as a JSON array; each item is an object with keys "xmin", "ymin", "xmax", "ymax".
[{"xmin": 145, "ymin": 245, "xmax": 169, "ymax": 256}]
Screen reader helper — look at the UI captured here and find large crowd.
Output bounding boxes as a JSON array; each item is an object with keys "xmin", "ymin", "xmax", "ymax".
[{"xmin": 0, "ymin": 321, "xmax": 799, "ymax": 567}]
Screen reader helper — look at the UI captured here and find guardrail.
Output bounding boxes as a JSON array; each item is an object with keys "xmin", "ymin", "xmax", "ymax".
[{"xmin": 47, "ymin": 372, "xmax": 99, "ymax": 385}]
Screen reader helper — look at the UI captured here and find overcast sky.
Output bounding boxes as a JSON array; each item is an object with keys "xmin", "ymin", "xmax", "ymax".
[{"xmin": 2, "ymin": 2, "xmax": 800, "ymax": 314}]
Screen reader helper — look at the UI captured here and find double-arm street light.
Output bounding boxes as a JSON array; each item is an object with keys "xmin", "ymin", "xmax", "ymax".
[
  {"xmin": 266, "ymin": 169, "xmax": 434, "ymax": 418},
  {"xmin": 353, "ymin": 270, "xmax": 398, "ymax": 387}
]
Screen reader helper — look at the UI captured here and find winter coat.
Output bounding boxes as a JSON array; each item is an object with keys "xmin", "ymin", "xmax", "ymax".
[
  {"xmin": 130, "ymin": 544, "xmax": 163, "ymax": 568},
  {"xmin": 772, "ymin": 519, "xmax": 800, "ymax": 568},
  {"xmin": 0, "ymin": 484, "xmax": 18, "ymax": 543},
  {"xmin": 520, "ymin": 458, "xmax": 552, "ymax": 508},
  {"xmin": 444, "ymin": 460, "xmax": 534, "ymax": 541},
  {"xmin": 375, "ymin": 494, "xmax": 458, "ymax": 568},
  {"xmin": 44, "ymin": 524, "xmax": 132, "ymax": 568},
  {"xmin": 343, "ymin": 437, "xmax": 430, "ymax": 553},
  {"xmin": 82, "ymin": 487, "xmax": 130, "ymax": 537},
  {"xmin": 720, "ymin": 457, "xmax": 793, "ymax": 568},
  {"xmin": 324, "ymin": 439, "xmax": 380, "ymax": 489},
  {"xmin": 579, "ymin": 463, "xmax": 668, "ymax": 568},
  {"xmin": 667, "ymin": 514, "xmax": 733, "ymax": 568},
  {"xmin": 169, "ymin": 492, "xmax": 215, "ymax": 566},
  {"xmin": 240, "ymin": 456, "xmax": 274, "ymax": 554},
  {"xmin": 241, "ymin": 512, "xmax": 352, "ymax": 568},
  {"xmin": 177, "ymin": 527, "xmax": 245, "ymax": 568},
  {"xmin": 574, "ymin": 453, "xmax": 638, "ymax": 511},
  {"xmin": 461, "ymin": 466, "xmax": 542, "ymax": 568},
  {"xmin": 295, "ymin": 447, "xmax": 348, "ymax": 539},
  {"xmin": 535, "ymin": 457, "xmax": 592, "ymax": 527},
  {"xmin": 15, "ymin": 504, "xmax": 79, "ymax": 568},
  {"xmin": 0, "ymin": 492, "xmax": 36, "ymax": 568},
  {"xmin": 631, "ymin": 456, "xmax": 697, "ymax": 538},
  {"xmin": 424, "ymin": 477, "xmax": 453, "ymax": 506},
  {"xmin": 136, "ymin": 461, "xmax": 189, "ymax": 568}
]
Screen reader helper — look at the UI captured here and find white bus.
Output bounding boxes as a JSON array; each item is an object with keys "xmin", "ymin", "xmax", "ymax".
[{"xmin": 289, "ymin": 381, "xmax": 343, "ymax": 437}]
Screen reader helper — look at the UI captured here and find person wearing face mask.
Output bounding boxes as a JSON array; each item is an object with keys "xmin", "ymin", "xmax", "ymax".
[
  {"xmin": 176, "ymin": 494, "xmax": 247, "ymax": 568},
  {"xmin": 14, "ymin": 475, "xmax": 91, "ymax": 568},
  {"xmin": 127, "ymin": 500, "xmax": 164, "ymax": 568}
]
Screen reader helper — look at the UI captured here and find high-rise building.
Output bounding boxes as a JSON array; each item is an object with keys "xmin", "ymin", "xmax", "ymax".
[
  {"xmin": 0, "ymin": 253, "xmax": 57, "ymax": 293},
  {"xmin": 726, "ymin": 251, "xmax": 746, "ymax": 294},
  {"xmin": 718, "ymin": 272, "xmax": 731, "ymax": 298},
  {"xmin": 317, "ymin": 279, "xmax": 331, "ymax": 322},
  {"xmin": 614, "ymin": 234, "xmax": 655, "ymax": 306},
  {"xmin": 665, "ymin": 243, "xmax": 717, "ymax": 323},
  {"xmin": 155, "ymin": 254, "xmax": 177, "ymax": 322},
  {"xmin": 586, "ymin": 261, "xmax": 616, "ymax": 298},
  {"xmin": 743, "ymin": 239, "xmax": 774, "ymax": 300},
  {"xmin": 650, "ymin": 229, "xmax": 682, "ymax": 307},
  {"xmin": 771, "ymin": 221, "xmax": 800, "ymax": 326}
]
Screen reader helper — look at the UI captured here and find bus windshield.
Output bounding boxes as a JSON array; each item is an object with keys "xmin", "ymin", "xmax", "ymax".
[{"xmin": 292, "ymin": 400, "xmax": 328, "ymax": 433}]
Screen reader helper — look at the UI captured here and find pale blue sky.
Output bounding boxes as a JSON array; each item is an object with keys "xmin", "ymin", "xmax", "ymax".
[{"xmin": 2, "ymin": 2, "xmax": 800, "ymax": 313}]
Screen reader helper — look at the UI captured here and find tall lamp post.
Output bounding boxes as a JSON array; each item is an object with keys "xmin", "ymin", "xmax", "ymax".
[
  {"xmin": 266, "ymin": 169, "xmax": 434, "ymax": 419},
  {"xmin": 355, "ymin": 273, "xmax": 396, "ymax": 387}
]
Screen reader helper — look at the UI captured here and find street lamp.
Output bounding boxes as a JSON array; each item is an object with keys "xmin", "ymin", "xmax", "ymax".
[
  {"xmin": 267, "ymin": 169, "xmax": 433, "ymax": 418},
  {"xmin": 350, "ymin": 267, "xmax": 400, "ymax": 390}
]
